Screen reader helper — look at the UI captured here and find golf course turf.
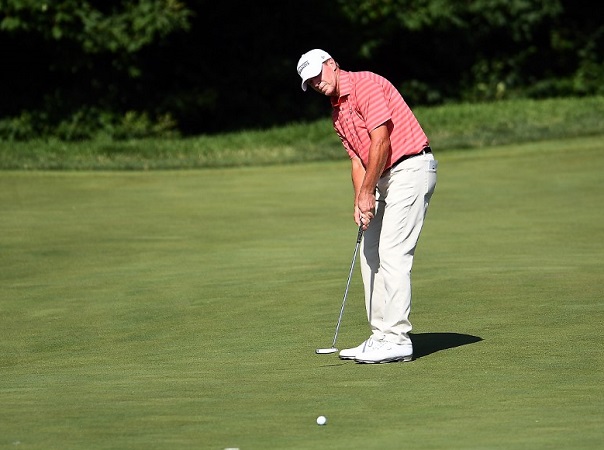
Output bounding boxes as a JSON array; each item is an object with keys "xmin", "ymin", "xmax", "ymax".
[{"xmin": 1, "ymin": 136, "xmax": 603, "ymax": 449}]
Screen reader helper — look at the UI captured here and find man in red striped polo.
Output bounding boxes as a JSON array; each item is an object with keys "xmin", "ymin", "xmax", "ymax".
[{"xmin": 297, "ymin": 49, "xmax": 438, "ymax": 364}]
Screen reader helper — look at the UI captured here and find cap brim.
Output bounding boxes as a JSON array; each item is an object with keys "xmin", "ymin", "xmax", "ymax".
[{"xmin": 300, "ymin": 65, "xmax": 323, "ymax": 91}]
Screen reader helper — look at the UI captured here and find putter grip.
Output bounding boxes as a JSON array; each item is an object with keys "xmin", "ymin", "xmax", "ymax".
[{"xmin": 356, "ymin": 223, "xmax": 364, "ymax": 243}]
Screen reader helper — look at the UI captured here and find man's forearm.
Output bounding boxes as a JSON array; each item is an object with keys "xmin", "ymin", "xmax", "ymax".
[{"xmin": 351, "ymin": 157, "xmax": 365, "ymax": 201}]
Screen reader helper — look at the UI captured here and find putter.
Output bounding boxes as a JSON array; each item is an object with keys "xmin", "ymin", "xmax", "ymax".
[{"xmin": 316, "ymin": 223, "xmax": 364, "ymax": 354}]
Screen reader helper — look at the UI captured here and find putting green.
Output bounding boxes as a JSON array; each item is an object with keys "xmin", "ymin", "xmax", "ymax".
[{"xmin": 1, "ymin": 136, "xmax": 603, "ymax": 449}]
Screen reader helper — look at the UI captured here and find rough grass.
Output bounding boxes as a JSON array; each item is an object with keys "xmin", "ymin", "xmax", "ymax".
[{"xmin": 1, "ymin": 96, "xmax": 603, "ymax": 170}]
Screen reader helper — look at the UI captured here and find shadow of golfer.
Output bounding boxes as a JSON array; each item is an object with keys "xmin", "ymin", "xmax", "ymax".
[{"xmin": 409, "ymin": 332, "xmax": 483, "ymax": 359}]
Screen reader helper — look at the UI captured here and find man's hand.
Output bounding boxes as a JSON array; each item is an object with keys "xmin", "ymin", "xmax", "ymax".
[{"xmin": 355, "ymin": 191, "xmax": 375, "ymax": 230}]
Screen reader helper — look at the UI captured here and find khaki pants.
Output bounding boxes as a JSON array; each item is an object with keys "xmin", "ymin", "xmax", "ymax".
[{"xmin": 360, "ymin": 153, "xmax": 437, "ymax": 345}]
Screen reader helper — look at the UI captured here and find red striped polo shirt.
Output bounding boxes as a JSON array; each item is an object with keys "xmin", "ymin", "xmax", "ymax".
[{"xmin": 331, "ymin": 70, "xmax": 429, "ymax": 169}]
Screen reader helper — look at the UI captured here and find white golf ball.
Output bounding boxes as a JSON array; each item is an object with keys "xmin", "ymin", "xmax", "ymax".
[{"xmin": 316, "ymin": 415, "xmax": 327, "ymax": 425}]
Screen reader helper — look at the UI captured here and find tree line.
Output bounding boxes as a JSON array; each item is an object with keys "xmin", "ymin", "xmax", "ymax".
[{"xmin": 0, "ymin": 0, "xmax": 602, "ymax": 140}]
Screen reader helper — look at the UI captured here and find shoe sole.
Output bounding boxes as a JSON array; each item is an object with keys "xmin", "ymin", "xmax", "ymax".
[
  {"xmin": 355, "ymin": 355, "xmax": 413, "ymax": 364},
  {"xmin": 338, "ymin": 355, "xmax": 357, "ymax": 360}
]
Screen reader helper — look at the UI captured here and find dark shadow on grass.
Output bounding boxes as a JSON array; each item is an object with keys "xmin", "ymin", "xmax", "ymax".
[
  {"xmin": 318, "ymin": 362, "xmax": 349, "ymax": 367},
  {"xmin": 410, "ymin": 332, "xmax": 483, "ymax": 359}
]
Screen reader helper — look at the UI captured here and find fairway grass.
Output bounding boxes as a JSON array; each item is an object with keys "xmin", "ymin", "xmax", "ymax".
[{"xmin": 1, "ymin": 136, "xmax": 603, "ymax": 449}]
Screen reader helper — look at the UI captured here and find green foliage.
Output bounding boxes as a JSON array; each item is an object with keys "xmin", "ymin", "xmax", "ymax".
[
  {"xmin": 335, "ymin": 0, "xmax": 562, "ymax": 47},
  {"xmin": 1, "ymin": 97, "xmax": 602, "ymax": 170},
  {"xmin": 0, "ymin": 108, "xmax": 180, "ymax": 141},
  {"xmin": 0, "ymin": 0, "xmax": 192, "ymax": 139},
  {"xmin": 334, "ymin": 0, "xmax": 602, "ymax": 104},
  {"xmin": 112, "ymin": 111, "xmax": 180, "ymax": 140},
  {"xmin": 465, "ymin": 0, "xmax": 562, "ymax": 40},
  {"xmin": 0, "ymin": 1, "xmax": 603, "ymax": 136},
  {"xmin": 0, "ymin": 111, "xmax": 35, "ymax": 141},
  {"xmin": 339, "ymin": 0, "xmax": 563, "ymax": 35},
  {"xmin": 0, "ymin": 0, "xmax": 192, "ymax": 53},
  {"xmin": 337, "ymin": 0, "xmax": 461, "ymax": 30},
  {"xmin": 0, "ymin": 0, "xmax": 192, "ymax": 86}
]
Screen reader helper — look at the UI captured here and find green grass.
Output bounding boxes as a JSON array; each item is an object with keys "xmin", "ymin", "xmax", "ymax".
[
  {"xmin": 1, "ymin": 96, "xmax": 603, "ymax": 170},
  {"xmin": 1, "ymin": 136, "xmax": 603, "ymax": 449}
]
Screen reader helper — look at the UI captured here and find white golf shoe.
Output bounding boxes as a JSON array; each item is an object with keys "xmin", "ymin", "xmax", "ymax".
[
  {"xmin": 354, "ymin": 341, "xmax": 413, "ymax": 364},
  {"xmin": 338, "ymin": 337, "xmax": 376, "ymax": 360}
]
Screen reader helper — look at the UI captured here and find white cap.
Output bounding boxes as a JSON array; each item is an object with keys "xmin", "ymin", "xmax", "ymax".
[{"xmin": 297, "ymin": 49, "xmax": 331, "ymax": 91}]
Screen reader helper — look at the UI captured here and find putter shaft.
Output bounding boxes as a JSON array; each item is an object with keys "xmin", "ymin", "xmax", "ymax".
[{"xmin": 328, "ymin": 224, "xmax": 364, "ymax": 349}]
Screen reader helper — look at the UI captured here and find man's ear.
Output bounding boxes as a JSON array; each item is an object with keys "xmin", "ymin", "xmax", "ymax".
[{"xmin": 326, "ymin": 58, "xmax": 337, "ymax": 70}]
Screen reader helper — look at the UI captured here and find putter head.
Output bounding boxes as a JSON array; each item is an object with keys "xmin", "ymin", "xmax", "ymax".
[{"xmin": 315, "ymin": 347, "xmax": 338, "ymax": 354}]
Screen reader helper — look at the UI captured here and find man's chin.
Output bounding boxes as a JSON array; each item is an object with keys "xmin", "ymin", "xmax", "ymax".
[{"xmin": 322, "ymin": 88, "xmax": 336, "ymax": 96}]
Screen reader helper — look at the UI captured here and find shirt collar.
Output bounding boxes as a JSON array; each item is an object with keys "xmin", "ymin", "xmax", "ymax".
[{"xmin": 330, "ymin": 70, "xmax": 351, "ymax": 108}]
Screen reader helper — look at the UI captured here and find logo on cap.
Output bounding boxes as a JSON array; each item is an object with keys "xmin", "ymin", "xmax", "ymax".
[{"xmin": 297, "ymin": 61, "xmax": 309, "ymax": 75}]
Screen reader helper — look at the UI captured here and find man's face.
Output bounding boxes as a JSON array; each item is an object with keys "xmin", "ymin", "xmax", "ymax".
[{"xmin": 308, "ymin": 60, "xmax": 338, "ymax": 97}]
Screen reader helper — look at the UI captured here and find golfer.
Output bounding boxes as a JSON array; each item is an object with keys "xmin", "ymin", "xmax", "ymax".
[{"xmin": 297, "ymin": 49, "xmax": 437, "ymax": 363}]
